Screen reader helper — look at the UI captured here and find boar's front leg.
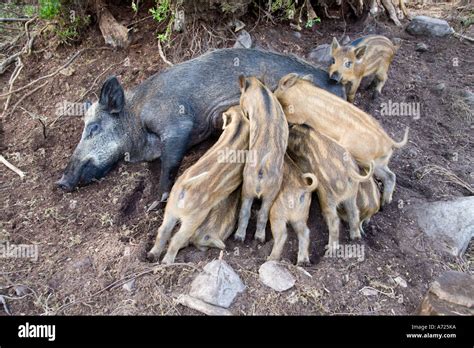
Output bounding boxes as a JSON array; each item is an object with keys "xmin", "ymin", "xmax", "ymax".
[{"xmin": 156, "ymin": 119, "xmax": 194, "ymax": 203}]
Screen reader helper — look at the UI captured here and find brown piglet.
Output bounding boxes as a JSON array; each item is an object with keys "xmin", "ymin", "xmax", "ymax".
[
  {"xmin": 234, "ymin": 76, "xmax": 289, "ymax": 243},
  {"xmin": 275, "ymin": 73, "xmax": 408, "ymax": 206},
  {"xmin": 287, "ymin": 124, "xmax": 374, "ymax": 252},
  {"xmin": 268, "ymin": 154, "xmax": 318, "ymax": 265},
  {"xmin": 147, "ymin": 106, "xmax": 249, "ymax": 264}
]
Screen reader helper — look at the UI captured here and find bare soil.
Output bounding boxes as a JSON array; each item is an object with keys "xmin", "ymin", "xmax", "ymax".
[{"xmin": 0, "ymin": 3, "xmax": 472, "ymax": 315}]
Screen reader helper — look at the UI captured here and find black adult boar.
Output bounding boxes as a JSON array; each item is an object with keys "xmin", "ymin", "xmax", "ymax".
[{"xmin": 57, "ymin": 48, "xmax": 345, "ymax": 204}]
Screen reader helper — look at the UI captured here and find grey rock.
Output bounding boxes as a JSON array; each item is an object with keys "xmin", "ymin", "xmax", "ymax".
[
  {"xmin": 341, "ymin": 35, "xmax": 351, "ymax": 45},
  {"xmin": 307, "ymin": 44, "xmax": 332, "ymax": 68},
  {"xmin": 122, "ymin": 279, "xmax": 136, "ymax": 292},
  {"xmin": 292, "ymin": 31, "xmax": 302, "ymax": 39},
  {"xmin": 460, "ymin": 90, "xmax": 474, "ymax": 108},
  {"xmin": 233, "ymin": 30, "xmax": 252, "ymax": 49},
  {"xmin": 259, "ymin": 261, "xmax": 295, "ymax": 292},
  {"xmin": 413, "ymin": 197, "xmax": 474, "ymax": 256},
  {"xmin": 406, "ymin": 16, "xmax": 454, "ymax": 37},
  {"xmin": 434, "ymin": 82, "xmax": 446, "ymax": 92},
  {"xmin": 415, "ymin": 42, "xmax": 428, "ymax": 52},
  {"xmin": 189, "ymin": 260, "xmax": 245, "ymax": 308}
]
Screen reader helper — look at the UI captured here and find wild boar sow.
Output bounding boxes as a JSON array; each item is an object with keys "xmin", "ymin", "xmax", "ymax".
[
  {"xmin": 56, "ymin": 48, "xmax": 345, "ymax": 206},
  {"xmin": 275, "ymin": 73, "xmax": 408, "ymax": 206},
  {"xmin": 328, "ymin": 35, "xmax": 399, "ymax": 102},
  {"xmin": 147, "ymin": 106, "xmax": 249, "ymax": 264}
]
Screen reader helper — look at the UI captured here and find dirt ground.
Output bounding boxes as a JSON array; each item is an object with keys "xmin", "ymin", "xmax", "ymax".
[{"xmin": 0, "ymin": 2, "xmax": 472, "ymax": 315}]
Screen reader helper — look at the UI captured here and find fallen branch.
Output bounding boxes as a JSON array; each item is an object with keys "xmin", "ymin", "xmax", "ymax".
[
  {"xmin": 453, "ymin": 32, "xmax": 474, "ymax": 43},
  {"xmin": 0, "ymin": 155, "xmax": 25, "ymax": 179},
  {"xmin": 2, "ymin": 57, "xmax": 23, "ymax": 115}
]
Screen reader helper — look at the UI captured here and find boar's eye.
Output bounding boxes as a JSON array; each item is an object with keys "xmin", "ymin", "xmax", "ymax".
[
  {"xmin": 344, "ymin": 61, "xmax": 352, "ymax": 68},
  {"xmin": 87, "ymin": 123, "xmax": 101, "ymax": 138}
]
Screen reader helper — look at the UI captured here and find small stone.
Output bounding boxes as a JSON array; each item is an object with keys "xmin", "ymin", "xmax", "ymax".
[
  {"xmin": 60, "ymin": 66, "xmax": 75, "ymax": 77},
  {"xmin": 394, "ymin": 276, "xmax": 408, "ymax": 288},
  {"xmin": 189, "ymin": 260, "xmax": 245, "ymax": 308},
  {"xmin": 415, "ymin": 42, "xmax": 428, "ymax": 52},
  {"xmin": 360, "ymin": 287, "xmax": 378, "ymax": 296},
  {"xmin": 233, "ymin": 30, "xmax": 252, "ymax": 49},
  {"xmin": 292, "ymin": 31, "xmax": 302, "ymax": 39},
  {"xmin": 122, "ymin": 279, "xmax": 135, "ymax": 292},
  {"xmin": 434, "ymin": 83, "xmax": 446, "ymax": 92},
  {"xmin": 406, "ymin": 16, "xmax": 454, "ymax": 37},
  {"xmin": 259, "ymin": 261, "xmax": 295, "ymax": 292},
  {"xmin": 14, "ymin": 285, "xmax": 29, "ymax": 297}
]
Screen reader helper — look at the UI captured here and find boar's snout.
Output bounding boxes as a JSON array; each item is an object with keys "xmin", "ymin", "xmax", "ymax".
[
  {"xmin": 56, "ymin": 176, "xmax": 74, "ymax": 192},
  {"xmin": 329, "ymin": 71, "xmax": 342, "ymax": 83}
]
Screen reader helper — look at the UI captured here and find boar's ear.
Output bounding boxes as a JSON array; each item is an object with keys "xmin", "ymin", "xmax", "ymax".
[
  {"xmin": 331, "ymin": 37, "xmax": 340, "ymax": 53},
  {"xmin": 238, "ymin": 75, "xmax": 249, "ymax": 92},
  {"xmin": 99, "ymin": 76, "xmax": 125, "ymax": 114},
  {"xmin": 354, "ymin": 45, "xmax": 367, "ymax": 60},
  {"xmin": 278, "ymin": 73, "xmax": 299, "ymax": 91}
]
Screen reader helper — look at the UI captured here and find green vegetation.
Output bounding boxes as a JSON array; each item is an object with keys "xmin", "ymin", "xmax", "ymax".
[
  {"xmin": 149, "ymin": 0, "xmax": 174, "ymax": 43},
  {"xmin": 39, "ymin": 0, "xmax": 61, "ymax": 20}
]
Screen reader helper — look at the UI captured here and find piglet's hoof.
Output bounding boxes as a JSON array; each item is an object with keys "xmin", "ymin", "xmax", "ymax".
[
  {"xmin": 147, "ymin": 251, "xmax": 160, "ymax": 263},
  {"xmin": 161, "ymin": 255, "xmax": 174, "ymax": 265},
  {"xmin": 233, "ymin": 232, "xmax": 245, "ymax": 242},
  {"xmin": 254, "ymin": 233, "xmax": 266, "ymax": 243}
]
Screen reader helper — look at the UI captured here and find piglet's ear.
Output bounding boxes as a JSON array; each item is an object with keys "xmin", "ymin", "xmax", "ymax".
[
  {"xmin": 99, "ymin": 76, "xmax": 125, "ymax": 114},
  {"xmin": 354, "ymin": 45, "xmax": 367, "ymax": 60},
  {"xmin": 331, "ymin": 37, "xmax": 340, "ymax": 53},
  {"xmin": 278, "ymin": 73, "xmax": 299, "ymax": 91}
]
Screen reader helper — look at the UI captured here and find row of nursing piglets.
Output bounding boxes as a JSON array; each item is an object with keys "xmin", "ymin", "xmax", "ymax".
[{"xmin": 147, "ymin": 72, "xmax": 408, "ymax": 265}]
